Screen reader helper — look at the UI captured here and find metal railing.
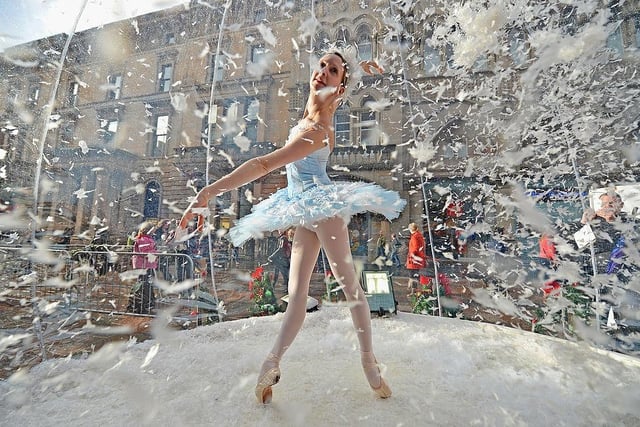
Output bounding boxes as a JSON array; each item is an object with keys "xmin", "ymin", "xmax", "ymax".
[{"xmin": 0, "ymin": 246, "xmax": 220, "ymax": 322}]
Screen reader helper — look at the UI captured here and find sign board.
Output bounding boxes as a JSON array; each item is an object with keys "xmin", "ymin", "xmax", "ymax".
[{"xmin": 362, "ymin": 271, "xmax": 396, "ymax": 315}]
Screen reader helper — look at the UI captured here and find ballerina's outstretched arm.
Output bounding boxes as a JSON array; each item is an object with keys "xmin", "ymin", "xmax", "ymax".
[{"xmin": 177, "ymin": 127, "xmax": 331, "ymax": 230}]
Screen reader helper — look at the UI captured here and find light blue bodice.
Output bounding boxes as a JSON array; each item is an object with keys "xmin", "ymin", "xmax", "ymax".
[{"xmin": 285, "ymin": 122, "xmax": 331, "ymax": 197}]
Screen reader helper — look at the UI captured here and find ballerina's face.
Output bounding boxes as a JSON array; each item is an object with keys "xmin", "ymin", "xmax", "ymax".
[{"xmin": 311, "ymin": 53, "xmax": 346, "ymax": 94}]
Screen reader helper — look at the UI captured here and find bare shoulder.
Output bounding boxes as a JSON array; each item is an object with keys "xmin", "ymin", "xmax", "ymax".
[{"xmin": 291, "ymin": 126, "xmax": 331, "ymax": 148}]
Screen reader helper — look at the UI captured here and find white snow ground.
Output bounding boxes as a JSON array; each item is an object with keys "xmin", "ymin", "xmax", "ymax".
[{"xmin": 1, "ymin": 306, "xmax": 639, "ymax": 426}]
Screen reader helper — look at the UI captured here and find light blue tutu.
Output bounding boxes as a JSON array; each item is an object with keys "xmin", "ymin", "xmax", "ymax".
[
  {"xmin": 227, "ymin": 120, "xmax": 406, "ymax": 246},
  {"xmin": 228, "ymin": 181, "xmax": 406, "ymax": 246}
]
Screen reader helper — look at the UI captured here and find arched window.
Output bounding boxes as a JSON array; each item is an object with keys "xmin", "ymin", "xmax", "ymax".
[
  {"xmin": 356, "ymin": 25, "xmax": 373, "ymax": 61},
  {"xmin": 143, "ymin": 181, "xmax": 161, "ymax": 219},
  {"xmin": 314, "ymin": 31, "xmax": 330, "ymax": 55},
  {"xmin": 336, "ymin": 27, "xmax": 350, "ymax": 48},
  {"xmin": 334, "ymin": 102, "xmax": 351, "ymax": 146}
]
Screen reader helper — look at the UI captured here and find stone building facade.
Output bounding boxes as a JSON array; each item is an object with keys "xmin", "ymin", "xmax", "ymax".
[{"xmin": 0, "ymin": 1, "xmax": 638, "ymax": 261}]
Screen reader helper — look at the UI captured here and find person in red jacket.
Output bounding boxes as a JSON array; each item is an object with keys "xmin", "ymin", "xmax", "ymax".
[
  {"xmin": 406, "ymin": 222, "xmax": 426, "ymax": 270},
  {"xmin": 406, "ymin": 222, "xmax": 427, "ymax": 291},
  {"xmin": 539, "ymin": 232, "xmax": 557, "ymax": 268}
]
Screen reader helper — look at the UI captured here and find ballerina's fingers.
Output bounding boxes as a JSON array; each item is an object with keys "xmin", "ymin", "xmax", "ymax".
[{"xmin": 359, "ymin": 60, "xmax": 384, "ymax": 75}]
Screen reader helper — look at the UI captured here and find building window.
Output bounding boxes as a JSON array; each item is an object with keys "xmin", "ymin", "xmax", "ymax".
[
  {"xmin": 359, "ymin": 110, "xmax": 377, "ymax": 145},
  {"xmin": 60, "ymin": 119, "xmax": 75, "ymax": 144},
  {"xmin": 0, "ymin": 130, "xmax": 15, "ymax": 161},
  {"xmin": 106, "ymin": 74, "xmax": 122, "ymax": 100},
  {"xmin": 158, "ymin": 63, "xmax": 173, "ymax": 92},
  {"xmin": 254, "ymin": 8, "xmax": 266, "ymax": 23},
  {"xmin": 150, "ymin": 114, "xmax": 169, "ymax": 157},
  {"xmin": 98, "ymin": 118, "xmax": 118, "ymax": 144},
  {"xmin": 209, "ymin": 53, "xmax": 225, "ymax": 82},
  {"xmin": 606, "ymin": 25, "xmax": 623, "ymax": 58},
  {"xmin": 336, "ymin": 28, "xmax": 350, "ymax": 48},
  {"xmin": 423, "ymin": 29, "xmax": 442, "ymax": 76},
  {"xmin": 358, "ymin": 98, "xmax": 377, "ymax": 146},
  {"xmin": 314, "ymin": 31, "xmax": 330, "ymax": 56},
  {"xmin": 200, "ymin": 103, "xmax": 210, "ymax": 146},
  {"xmin": 250, "ymin": 44, "xmax": 267, "ymax": 63},
  {"xmin": 356, "ymin": 26, "xmax": 373, "ymax": 61},
  {"xmin": 437, "ymin": 118, "xmax": 467, "ymax": 160},
  {"xmin": 472, "ymin": 54, "xmax": 490, "ymax": 72},
  {"xmin": 221, "ymin": 100, "xmax": 239, "ymax": 146},
  {"xmin": 0, "ymin": 131, "xmax": 9, "ymax": 151},
  {"xmin": 27, "ymin": 83, "xmax": 40, "ymax": 106},
  {"xmin": 67, "ymin": 81, "xmax": 79, "ymax": 107},
  {"xmin": 165, "ymin": 33, "xmax": 176, "ymax": 45},
  {"xmin": 559, "ymin": 5, "xmax": 578, "ymax": 35},
  {"xmin": 334, "ymin": 103, "xmax": 351, "ymax": 146},
  {"xmin": 244, "ymin": 98, "xmax": 259, "ymax": 144},
  {"xmin": 143, "ymin": 181, "xmax": 161, "ymax": 219},
  {"xmin": 634, "ymin": 15, "xmax": 640, "ymax": 48},
  {"xmin": 445, "ymin": 41, "xmax": 457, "ymax": 71},
  {"xmin": 508, "ymin": 30, "xmax": 528, "ymax": 68},
  {"xmin": 443, "ymin": 139, "xmax": 468, "ymax": 159}
]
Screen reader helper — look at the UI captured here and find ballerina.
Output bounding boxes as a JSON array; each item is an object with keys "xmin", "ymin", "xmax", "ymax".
[{"xmin": 178, "ymin": 50, "xmax": 405, "ymax": 403}]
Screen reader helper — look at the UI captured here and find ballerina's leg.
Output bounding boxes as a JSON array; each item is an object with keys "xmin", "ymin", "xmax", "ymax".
[
  {"xmin": 314, "ymin": 217, "xmax": 391, "ymax": 397},
  {"xmin": 262, "ymin": 226, "xmax": 320, "ymax": 360}
]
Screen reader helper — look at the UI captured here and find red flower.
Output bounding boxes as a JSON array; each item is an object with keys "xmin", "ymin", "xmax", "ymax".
[
  {"xmin": 251, "ymin": 266, "xmax": 264, "ymax": 280},
  {"xmin": 543, "ymin": 280, "xmax": 561, "ymax": 296}
]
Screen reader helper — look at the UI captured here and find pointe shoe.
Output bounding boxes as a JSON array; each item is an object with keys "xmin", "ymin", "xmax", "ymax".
[
  {"xmin": 361, "ymin": 351, "xmax": 392, "ymax": 398},
  {"xmin": 255, "ymin": 353, "xmax": 281, "ymax": 404},
  {"xmin": 370, "ymin": 375, "xmax": 392, "ymax": 398}
]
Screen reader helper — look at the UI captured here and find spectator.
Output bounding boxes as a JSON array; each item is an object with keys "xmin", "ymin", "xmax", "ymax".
[
  {"xmin": 375, "ymin": 230, "xmax": 386, "ymax": 261},
  {"xmin": 270, "ymin": 229, "xmax": 294, "ymax": 288},
  {"xmin": 539, "ymin": 231, "xmax": 560, "ymax": 297},
  {"xmin": 539, "ymin": 232, "xmax": 557, "ymax": 269},
  {"xmin": 406, "ymin": 222, "xmax": 427, "ymax": 290},
  {"xmin": 177, "ymin": 225, "xmax": 199, "ymax": 282},
  {"xmin": 350, "ymin": 229, "xmax": 361, "ymax": 255},
  {"xmin": 59, "ymin": 227, "xmax": 73, "ymax": 245},
  {"xmin": 128, "ymin": 223, "xmax": 158, "ymax": 314},
  {"xmin": 126, "ymin": 230, "xmax": 136, "ymax": 247},
  {"xmin": 154, "ymin": 219, "xmax": 173, "ymax": 281},
  {"xmin": 229, "ymin": 241, "xmax": 239, "ymax": 267},
  {"xmin": 577, "ymin": 190, "xmax": 631, "ymax": 279},
  {"xmin": 573, "ymin": 190, "xmax": 640, "ymax": 326},
  {"xmin": 389, "ymin": 233, "xmax": 402, "ymax": 268}
]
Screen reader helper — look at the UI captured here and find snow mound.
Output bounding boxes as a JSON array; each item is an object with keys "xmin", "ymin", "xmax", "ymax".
[{"xmin": 1, "ymin": 307, "xmax": 639, "ymax": 426}]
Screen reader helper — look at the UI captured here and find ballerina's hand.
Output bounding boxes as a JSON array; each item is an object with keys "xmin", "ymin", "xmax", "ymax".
[
  {"xmin": 178, "ymin": 205, "xmax": 209, "ymax": 231},
  {"xmin": 170, "ymin": 207, "xmax": 209, "ymax": 245},
  {"xmin": 359, "ymin": 60, "xmax": 384, "ymax": 75}
]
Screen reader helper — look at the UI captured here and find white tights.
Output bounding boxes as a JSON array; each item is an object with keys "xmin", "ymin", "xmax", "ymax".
[{"xmin": 266, "ymin": 216, "xmax": 375, "ymax": 359}]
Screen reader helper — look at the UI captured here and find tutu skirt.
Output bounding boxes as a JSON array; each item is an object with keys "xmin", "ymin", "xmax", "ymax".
[{"xmin": 228, "ymin": 181, "xmax": 406, "ymax": 246}]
